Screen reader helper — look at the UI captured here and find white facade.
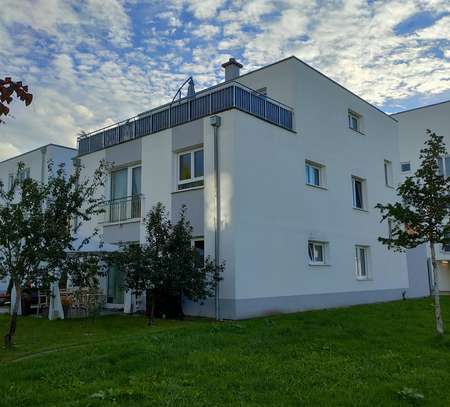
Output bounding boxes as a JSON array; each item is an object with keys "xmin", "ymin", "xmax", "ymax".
[
  {"xmin": 75, "ymin": 56, "xmax": 414, "ymax": 319},
  {"xmin": 393, "ymin": 100, "xmax": 450, "ymax": 294},
  {"xmin": 0, "ymin": 144, "xmax": 77, "ymax": 294}
]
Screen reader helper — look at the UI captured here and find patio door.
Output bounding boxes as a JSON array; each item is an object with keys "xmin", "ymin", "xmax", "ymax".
[{"xmin": 107, "ymin": 265, "xmax": 125, "ymax": 306}]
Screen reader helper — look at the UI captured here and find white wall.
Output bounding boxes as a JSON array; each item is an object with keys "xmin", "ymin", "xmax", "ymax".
[
  {"xmin": 394, "ymin": 101, "xmax": 450, "ymax": 262},
  {"xmin": 231, "ymin": 58, "xmax": 409, "ymax": 300}
]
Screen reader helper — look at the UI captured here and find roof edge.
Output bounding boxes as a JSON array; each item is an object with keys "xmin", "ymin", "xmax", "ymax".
[{"xmin": 0, "ymin": 143, "xmax": 77, "ymax": 165}]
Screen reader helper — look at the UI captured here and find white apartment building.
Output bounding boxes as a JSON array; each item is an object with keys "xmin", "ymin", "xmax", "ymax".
[
  {"xmin": 75, "ymin": 56, "xmax": 413, "ymax": 319},
  {"xmin": 393, "ymin": 100, "xmax": 450, "ymax": 295},
  {"xmin": 0, "ymin": 144, "xmax": 77, "ymax": 293}
]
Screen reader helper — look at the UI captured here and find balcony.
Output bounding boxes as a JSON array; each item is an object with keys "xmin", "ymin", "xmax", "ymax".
[
  {"xmin": 78, "ymin": 81, "xmax": 295, "ymax": 156},
  {"xmin": 100, "ymin": 195, "xmax": 144, "ymax": 224}
]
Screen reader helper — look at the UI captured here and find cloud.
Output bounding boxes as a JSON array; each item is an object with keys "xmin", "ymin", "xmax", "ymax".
[
  {"xmin": 1, "ymin": 0, "xmax": 450, "ymax": 159},
  {"xmin": 0, "ymin": 142, "xmax": 21, "ymax": 162}
]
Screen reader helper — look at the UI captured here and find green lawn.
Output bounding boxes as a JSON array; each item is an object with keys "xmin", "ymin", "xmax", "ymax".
[{"xmin": 1, "ymin": 298, "xmax": 450, "ymax": 407}]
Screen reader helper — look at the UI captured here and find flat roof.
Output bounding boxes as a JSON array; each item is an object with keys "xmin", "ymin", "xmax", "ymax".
[
  {"xmin": 236, "ymin": 55, "xmax": 398, "ymax": 123},
  {"xmin": 0, "ymin": 143, "xmax": 77, "ymax": 165},
  {"xmin": 391, "ymin": 99, "xmax": 450, "ymax": 116}
]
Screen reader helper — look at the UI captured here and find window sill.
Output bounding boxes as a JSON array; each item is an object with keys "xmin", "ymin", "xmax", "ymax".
[
  {"xmin": 172, "ymin": 185, "xmax": 204, "ymax": 194},
  {"xmin": 385, "ymin": 184, "xmax": 395, "ymax": 189},
  {"xmin": 306, "ymin": 183, "xmax": 327, "ymax": 190},
  {"xmin": 352, "ymin": 207, "xmax": 369, "ymax": 213},
  {"xmin": 309, "ymin": 263, "xmax": 331, "ymax": 267},
  {"xmin": 349, "ymin": 127, "xmax": 365, "ymax": 136},
  {"xmin": 356, "ymin": 276, "xmax": 371, "ymax": 281}
]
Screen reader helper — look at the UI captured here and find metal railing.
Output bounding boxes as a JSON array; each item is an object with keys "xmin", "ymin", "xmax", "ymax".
[
  {"xmin": 78, "ymin": 81, "xmax": 294, "ymax": 156},
  {"xmin": 101, "ymin": 195, "xmax": 144, "ymax": 224}
]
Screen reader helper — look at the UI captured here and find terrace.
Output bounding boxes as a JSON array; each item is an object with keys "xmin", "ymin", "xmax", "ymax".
[{"xmin": 77, "ymin": 81, "xmax": 295, "ymax": 156}]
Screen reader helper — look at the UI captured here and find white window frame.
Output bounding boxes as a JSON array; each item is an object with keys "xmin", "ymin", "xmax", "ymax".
[
  {"xmin": 177, "ymin": 148, "xmax": 204, "ymax": 189},
  {"xmin": 355, "ymin": 245, "xmax": 370, "ymax": 280},
  {"xmin": 352, "ymin": 176, "xmax": 367, "ymax": 210},
  {"xmin": 305, "ymin": 161, "xmax": 325, "ymax": 188},
  {"xmin": 384, "ymin": 160, "xmax": 393, "ymax": 187},
  {"xmin": 308, "ymin": 241, "xmax": 327, "ymax": 265},
  {"xmin": 437, "ymin": 156, "xmax": 450, "ymax": 177},
  {"xmin": 8, "ymin": 174, "xmax": 14, "ymax": 191},
  {"xmin": 348, "ymin": 110, "xmax": 362, "ymax": 133}
]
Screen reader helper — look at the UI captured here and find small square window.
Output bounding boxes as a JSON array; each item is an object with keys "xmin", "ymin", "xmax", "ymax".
[
  {"xmin": 305, "ymin": 161, "xmax": 325, "ymax": 187},
  {"xmin": 352, "ymin": 176, "xmax": 366, "ymax": 210},
  {"xmin": 308, "ymin": 241, "xmax": 327, "ymax": 265},
  {"xmin": 355, "ymin": 246, "xmax": 370, "ymax": 279},
  {"xmin": 177, "ymin": 148, "xmax": 204, "ymax": 190},
  {"xmin": 401, "ymin": 162, "xmax": 411, "ymax": 173}
]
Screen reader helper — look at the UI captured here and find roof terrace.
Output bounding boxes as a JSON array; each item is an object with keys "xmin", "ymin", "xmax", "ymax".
[{"xmin": 77, "ymin": 81, "xmax": 294, "ymax": 156}]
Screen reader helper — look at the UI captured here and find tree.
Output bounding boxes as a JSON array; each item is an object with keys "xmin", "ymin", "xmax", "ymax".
[
  {"xmin": 109, "ymin": 203, "xmax": 224, "ymax": 325},
  {"xmin": 0, "ymin": 78, "xmax": 33, "ymax": 123},
  {"xmin": 376, "ymin": 130, "xmax": 450, "ymax": 335},
  {"xmin": 0, "ymin": 160, "xmax": 108, "ymax": 347}
]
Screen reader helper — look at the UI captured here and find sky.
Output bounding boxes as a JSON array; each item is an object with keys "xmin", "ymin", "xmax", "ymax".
[{"xmin": 0, "ymin": 0, "xmax": 449, "ymax": 161}]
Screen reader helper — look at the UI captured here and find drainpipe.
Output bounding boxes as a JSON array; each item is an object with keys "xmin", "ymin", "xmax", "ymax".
[
  {"xmin": 210, "ymin": 115, "xmax": 222, "ymax": 321},
  {"xmin": 40, "ymin": 146, "xmax": 47, "ymax": 183}
]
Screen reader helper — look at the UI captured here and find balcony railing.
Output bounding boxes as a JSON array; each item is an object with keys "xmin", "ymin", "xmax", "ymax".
[
  {"xmin": 78, "ymin": 81, "xmax": 294, "ymax": 156},
  {"xmin": 101, "ymin": 195, "xmax": 144, "ymax": 224}
]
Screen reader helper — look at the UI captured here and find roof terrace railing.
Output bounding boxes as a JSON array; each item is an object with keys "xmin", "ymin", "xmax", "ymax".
[{"xmin": 77, "ymin": 81, "xmax": 294, "ymax": 156}]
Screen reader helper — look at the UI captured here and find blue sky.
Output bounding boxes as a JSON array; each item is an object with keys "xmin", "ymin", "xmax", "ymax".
[{"xmin": 0, "ymin": 0, "xmax": 449, "ymax": 160}]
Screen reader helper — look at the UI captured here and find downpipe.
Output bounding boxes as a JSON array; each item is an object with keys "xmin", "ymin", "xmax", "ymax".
[{"xmin": 210, "ymin": 116, "xmax": 222, "ymax": 321}]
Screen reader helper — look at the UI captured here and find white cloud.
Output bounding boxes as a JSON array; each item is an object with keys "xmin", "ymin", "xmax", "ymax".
[
  {"xmin": 1, "ymin": 0, "xmax": 450, "ymax": 160},
  {"xmin": 0, "ymin": 142, "xmax": 21, "ymax": 162}
]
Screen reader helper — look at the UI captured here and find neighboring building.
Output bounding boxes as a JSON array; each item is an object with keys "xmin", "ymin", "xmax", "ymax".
[
  {"xmin": 0, "ymin": 144, "xmax": 77, "ymax": 294},
  {"xmin": 76, "ymin": 56, "xmax": 411, "ymax": 319},
  {"xmin": 393, "ymin": 100, "xmax": 450, "ymax": 295}
]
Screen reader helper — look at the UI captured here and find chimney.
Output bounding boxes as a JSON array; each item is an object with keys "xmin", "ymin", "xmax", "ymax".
[{"xmin": 222, "ymin": 58, "xmax": 243, "ymax": 81}]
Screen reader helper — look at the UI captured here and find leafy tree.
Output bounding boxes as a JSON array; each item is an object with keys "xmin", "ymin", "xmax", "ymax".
[
  {"xmin": 0, "ymin": 160, "xmax": 108, "ymax": 347},
  {"xmin": 109, "ymin": 203, "xmax": 224, "ymax": 325},
  {"xmin": 0, "ymin": 78, "xmax": 33, "ymax": 123},
  {"xmin": 376, "ymin": 130, "xmax": 450, "ymax": 335}
]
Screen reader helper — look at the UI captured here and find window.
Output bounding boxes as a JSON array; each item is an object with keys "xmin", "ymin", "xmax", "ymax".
[
  {"xmin": 437, "ymin": 156, "xmax": 450, "ymax": 177},
  {"xmin": 193, "ymin": 239, "xmax": 205, "ymax": 265},
  {"xmin": 8, "ymin": 174, "xmax": 14, "ymax": 191},
  {"xmin": 178, "ymin": 148, "xmax": 204, "ymax": 190},
  {"xmin": 111, "ymin": 168, "xmax": 128, "ymax": 200},
  {"xmin": 308, "ymin": 241, "xmax": 327, "ymax": 265},
  {"xmin": 388, "ymin": 219, "xmax": 393, "ymax": 240},
  {"xmin": 348, "ymin": 110, "xmax": 361, "ymax": 132},
  {"xmin": 401, "ymin": 162, "xmax": 411, "ymax": 172},
  {"xmin": 352, "ymin": 176, "xmax": 366, "ymax": 210},
  {"xmin": 109, "ymin": 165, "xmax": 142, "ymax": 222},
  {"xmin": 18, "ymin": 168, "xmax": 30, "ymax": 182},
  {"xmin": 305, "ymin": 161, "xmax": 324, "ymax": 187},
  {"xmin": 384, "ymin": 160, "xmax": 393, "ymax": 187},
  {"xmin": 355, "ymin": 246, "xmax": 370, "ymax": 279}
]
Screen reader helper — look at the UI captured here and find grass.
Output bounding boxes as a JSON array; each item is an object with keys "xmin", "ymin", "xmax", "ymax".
[{"xmin": 1, "ymin": 298, "xmax": 450, "ymax": 406}]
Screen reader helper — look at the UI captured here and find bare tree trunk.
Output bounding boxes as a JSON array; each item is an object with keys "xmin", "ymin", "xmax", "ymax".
[
  {"xmin": 430, "ymin": 242, "xmax": 444, "ymax": 335},
  {"xmin": 4, "ymin": 282, "xmax": 21, "ymax": 348}
]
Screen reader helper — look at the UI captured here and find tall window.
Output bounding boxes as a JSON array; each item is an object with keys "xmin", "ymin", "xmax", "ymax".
[
  {"xmin": 352, "ymin": 176, "xmax": 366, "ymax": 210},
  {"xmin": 109, "ymin": 166, "xmax": 142, "ymax": 222},
  {"xmin": 193, "ymin": 239, "xmax": 205, "ymax": 266},
  {"xmin": 305, "ymin": 161, "xmax": 324, "ymax": 187},
  {"xmin": 384, "ymin": 160, "xmax": 393, "ymax": 187},
  {"xmin": 111, "ymin": 168, "xmax": 128, "ymax": 201},
  {"xmin": 437, "ymin": 156, "xmax": 450, "ymax": 177},
  {"xmin": 178, "ymin": 148, "xmax": 204, "ymax": 190},
  {"xmin": 355, "ymin": 246, "xmax": 369, "ymax": 279},
  {"xmin": 308, "ymin": 241, "xmax": 327, "ymax": 265}
]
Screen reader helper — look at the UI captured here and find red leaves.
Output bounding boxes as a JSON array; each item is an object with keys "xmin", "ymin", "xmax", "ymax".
[{"xmin": 0, "ymin": 77, "xmax": 33, "ymax": 123}]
